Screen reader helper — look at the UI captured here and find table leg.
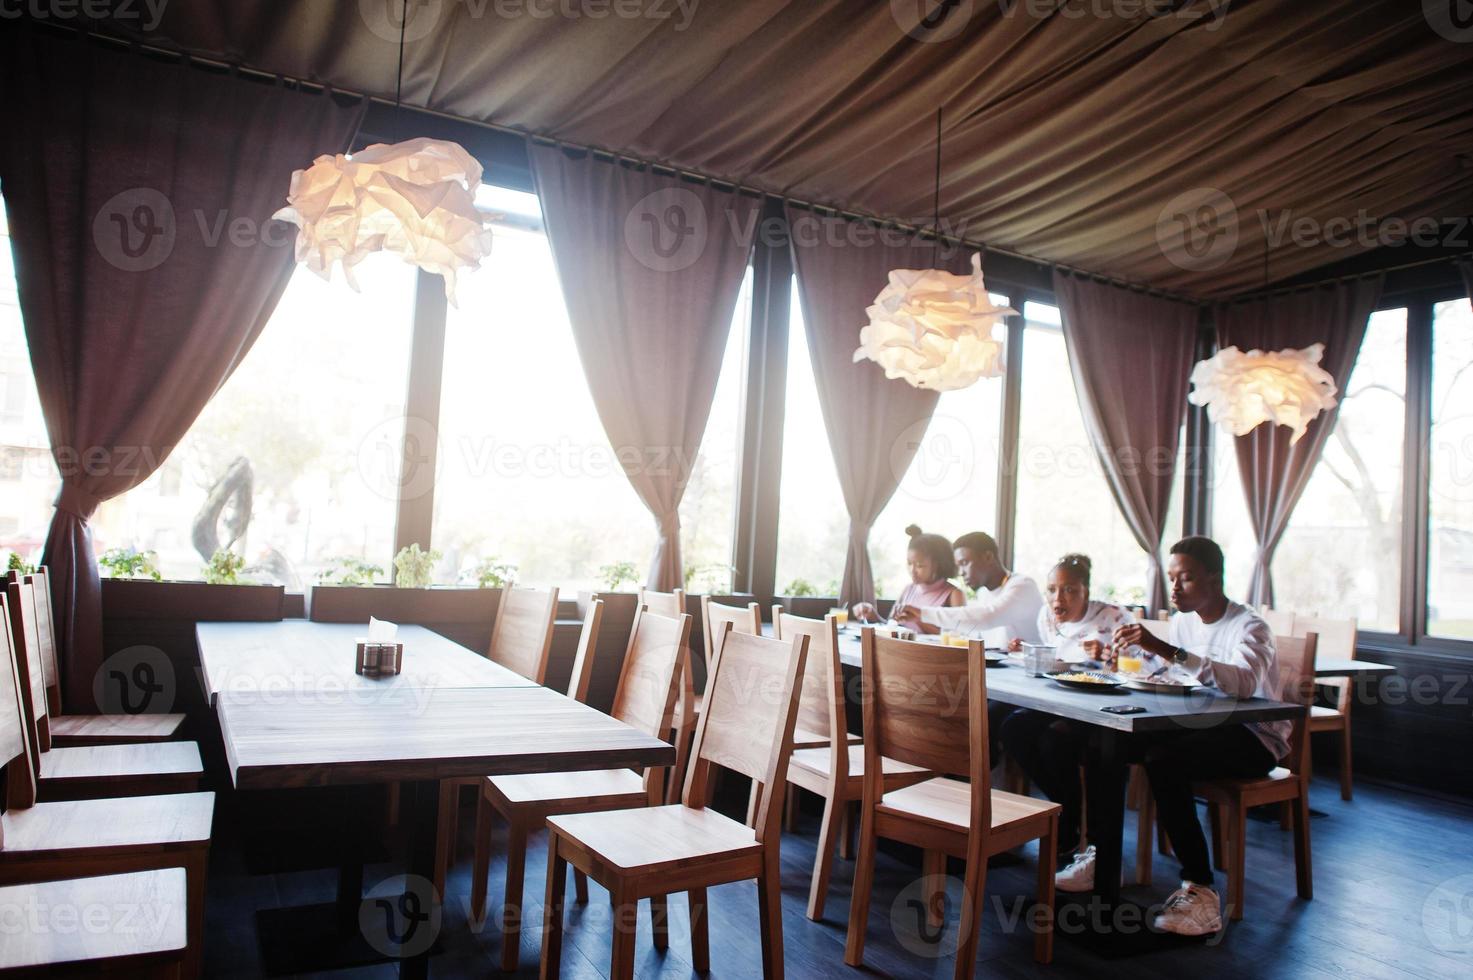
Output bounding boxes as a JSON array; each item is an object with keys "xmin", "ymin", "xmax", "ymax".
[
  {"xmin": 402, "ymin": 778, "xmax": 441, "ymax": 980},
  {"xmin": 336, "ymin": 860, "xmax": 364, "ymax": 933},
  {"xmin": 1092, "ymin": 730, "xmax": 1127, "ymax": 906}
]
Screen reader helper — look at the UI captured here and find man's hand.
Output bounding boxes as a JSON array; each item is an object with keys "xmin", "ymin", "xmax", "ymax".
[
  {"xmin": 891, "ymin": 604, "xmax": 920, "ymax": 624},
  {"xmin": 1112, "ymin": 622, "xmax": 1174, "ymax": 660},
  {"xmin": 851, "ymin": 602, "xmax": 879, "ymax": 623}
]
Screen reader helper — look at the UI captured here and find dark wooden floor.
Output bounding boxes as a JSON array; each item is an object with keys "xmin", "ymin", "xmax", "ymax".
[{"xmin": 201, "ymin": 773, "xmax": 1473, "ymax": 978}]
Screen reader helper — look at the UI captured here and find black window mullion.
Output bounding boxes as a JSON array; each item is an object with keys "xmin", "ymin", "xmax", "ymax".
[{"xmin": 1404, "ymin": 299, "xmax": 1433, "ymax": 644}]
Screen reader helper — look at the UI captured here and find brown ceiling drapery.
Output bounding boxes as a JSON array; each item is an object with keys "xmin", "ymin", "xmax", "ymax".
[
  {"xmin": 1054, "ymin": 271, "xmax": 1199, "ymax": 613},
  {"xmin": 1214, "ymin": 277, "xmax": 1384, "ymax": 608},
  {"xmin": 786, "ymin": 204, "xmax": 980, "ymax": 606},
  {"xmin": 0, "ymin": 29, "xmax": 364, "ymax": 710},
  {"xmin": 529, "ymin": 143, "xmax": 758, "ymax": 591}
]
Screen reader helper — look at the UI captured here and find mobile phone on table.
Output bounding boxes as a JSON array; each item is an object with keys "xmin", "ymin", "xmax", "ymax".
[{"xmin": 1101, "ymin": 704, "xmax": 1146, "ymax": 714}]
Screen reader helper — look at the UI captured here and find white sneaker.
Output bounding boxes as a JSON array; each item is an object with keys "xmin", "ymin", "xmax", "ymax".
[
  {"xmin": 1054, "ymin": 845, "xmax": 1095, "ymax": 893},
  {"xmin": 1154, "ymin": 881, "xmax": 1223, "ymax": 936}
]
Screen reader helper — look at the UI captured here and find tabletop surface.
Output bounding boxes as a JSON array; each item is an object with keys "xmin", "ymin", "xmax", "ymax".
[
  {"xmin": 196, "ymin": 620, "xmax": 535, "ymax": 704},
  {"xmin": 216, "ymin": 677, "xmax": 674, "ymax": 790}
]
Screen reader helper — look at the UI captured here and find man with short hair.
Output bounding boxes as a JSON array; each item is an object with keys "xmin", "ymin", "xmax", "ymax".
[
  {"xmin": 1063, "ymin": 535, "xmax": 1285, "ymax": 937},
  {"xmin": 893, "ymin": 530, "xmax": 1043, "ymax": 645}
]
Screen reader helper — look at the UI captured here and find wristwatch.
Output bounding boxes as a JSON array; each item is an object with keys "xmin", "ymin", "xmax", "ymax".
[{"xmin": 1170, "ymin": 645, "xmax": 1189, "ymax": 664}]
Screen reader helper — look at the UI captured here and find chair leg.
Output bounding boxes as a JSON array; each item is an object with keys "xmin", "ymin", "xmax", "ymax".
[
  {"xmin": 1292, "ymin": 793, "xmax": 1314, "ymax": 901},
  {"xmin": 667, "ymin": 721, "xmax": 693, "ymax": 803},
  {"xmin": 1279, "ymin": 800, "xmax": 1293, "ymax": 831},
  {"xmin": 1208, "ymin": 802, "xmax": 1227, "ymax": 872},
  {"xmin": 183, "ymin": 854, "xmax": 207, "ymax": 979},
  {"xmin": 1126, "ymin": 765, "xmax": 1144, "ymax": 811},
  {"xmin": 746, "ymin": 780, "xmax": 761, "ymax": 829},
  {"xmin": 806, "ymin": 791, "xmax": 844, "ymax": 921},
  {"xmin": 838, "ymin": 802, "xmax": 854, "ymax": 860},
  {"xmin": 784, "ymin": 784, "xmax": 799, "ymax": 833},
  {"xmin": 610, "ymin": 885, "xmax": 638, "ymax": 980},
  {"xmin": 501, "ymin": 820, "xmax": 529, "ymax": 972},
  {"xmin": 1157, "ymin": 808, "xmax": 1172, "ymax": 856},
  {"xmin": 757, "ymin": 851, "xmax": 785, "ymax": 979},
  {"xmin": 952, "ymin": 856, "xmax": 987, "ymax": 980},
  {"xmin": 1229, "ymin": 803, "xmax": 1247, "ymax": 922},
  {"xmin": 688, "ymin": 887, "xmax": 710, "ymax": 973},
  {"xmin": 649, "ymin": 892, "xmax": 669, "ymax": 951},
  {"xmin": 1338, "ymin": 728, "xmax": 1353, "ymax": 801},
  {"xmin": 1135, "ymin": 793, "xmax": 1154, "ymax": 885},
  {"xmin": 434, "ymin": 780, "xmax": 458, "ymax": 899},
  {"xmin": 470, "ymin": 791, "xmax": 494, "ymax": 928},
  {"xmin": 1035, "ymin": 815, "xmax": 1057, "ymax": 965},
  {"xmin": 573, "ymin": 869, "xmax": 589, "ymax": 905},
  {"xmin": 922, "ymin": 849, "xmax": 946, "ymax": 933},
  {"xmin": 843, "ymin": 807, "xmax": 879, "ymax": 967},
  {"xmin": 540, "ymin": 836, "xmax": 567, "ymax": 980}
]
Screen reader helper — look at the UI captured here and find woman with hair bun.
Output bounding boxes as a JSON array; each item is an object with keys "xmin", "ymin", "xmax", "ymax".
[
  {"xmin": 851, "ymin": 525, "xmax": 964, "ymax": 633},
  {"xmin": 1012, "ymin": 553, "xmax": 1136, "ymax": 662}
]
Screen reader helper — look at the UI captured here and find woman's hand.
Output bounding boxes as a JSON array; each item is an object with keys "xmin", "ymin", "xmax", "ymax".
[
  {"xmin": 851, "ymin": 602, "xmax": 879, "ymax": 623},
  {"xmin": 1080, "ymin": 638, "xmax": 1104, "ymax": 661},
  {"xmin": 1111, "ymin": 622, "xmax": 1173, "ymax": 659},
  {"xmin": 1008, "ymin": 638, "xmax": 1023, "ymax": 653}
]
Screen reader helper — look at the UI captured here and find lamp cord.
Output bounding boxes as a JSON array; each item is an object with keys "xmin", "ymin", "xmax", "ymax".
[
  {"xmin": 395, "ymin": 0, "xmax": 407, "ymax": 106},
  {"xmin": 932, "ymin": 108, "xmax": 942, "ymax": 258}
]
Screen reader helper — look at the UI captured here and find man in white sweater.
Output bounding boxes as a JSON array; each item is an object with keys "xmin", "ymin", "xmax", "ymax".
[
  {"xmin": 1089, "ymin": 535, "xmax": 1285, "ymax": 937},
  {"xmin": 893, "ymin": 530, "xmax": 1043, "ymax": 645}
]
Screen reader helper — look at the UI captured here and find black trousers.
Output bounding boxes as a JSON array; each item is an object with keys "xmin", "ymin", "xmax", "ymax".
[{"xmin": 1000, "ymin": 709, "xmax": 1089, "ymax": 859}]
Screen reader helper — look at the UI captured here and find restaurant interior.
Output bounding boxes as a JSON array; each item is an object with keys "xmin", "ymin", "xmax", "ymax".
[{"xmin": 0, "ymin": 1, "xmax": 1471, "ymax": 977}]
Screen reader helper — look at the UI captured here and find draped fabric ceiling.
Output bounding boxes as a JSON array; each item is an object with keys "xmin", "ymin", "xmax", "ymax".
[{"xmin": 91, "ymin": 0, "xmax": 1473, "ymax": 299}]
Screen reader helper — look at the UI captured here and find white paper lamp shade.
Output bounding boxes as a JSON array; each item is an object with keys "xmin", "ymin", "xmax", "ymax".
[
  {"xmin": 1188, "ymin": 343, "xmax": 1338, "ymax": 444},
  {"xmin": 273, "ymin": 137, "xmax": 493, "ymax": 304},
  {"xmin": 853, "ymin": 252, "xmax": 1014, "ymax": 391}
]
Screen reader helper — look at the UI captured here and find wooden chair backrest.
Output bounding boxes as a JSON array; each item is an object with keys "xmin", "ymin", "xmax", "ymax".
[
  {"xmin": 701, "ymin": 597, "xmax": 761, "ymax": 668},
  {"xmin": 24, "ymin": 569, "xmax": 60, "ymax": 715},
  {"xmin": 637, "ymin": 587, "xmax": 685, "ymax": 620},
  {"xmin": 682, "ymin": 628, "xmax": 807, "ymax": 843},
  {"xmin": 4, "ymin": 573, "xmax": 46, "ymax": 757},
  {"xmin": 1293, "ymin": 614, "xmax": 1356, "ymax": 709},
  {"xmin": 773, "ymin": 607, "xmax": 844, "ymax": 775},
  {"xmin": 564, "ymin": 599, "xmax": 604, "ymax": 703},
  {"xmin": 608, "ymin": 607, "xmax": 690, "ymax": 739},
  {"xmin": 1260, "ymin": 607, "xmax": 1295, "ymax": 637},
  {"xmin": 0, "ymin": 593, "xmax": 38, "ymax": 816},
  {"xmin": 1141, "ymin": 619, "xmax": 1171, "ymax": 642},
  {"xmin": 486, "ymin": 586, "xmax": 559, "ymax": 684},
  {"xmin": 1272, "ymin": 632, "xmax": 1318, "ymax": 777}
]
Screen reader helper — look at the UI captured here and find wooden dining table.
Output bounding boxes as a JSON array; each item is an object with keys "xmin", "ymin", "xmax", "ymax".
[{"xmin": 198, "ymin": 620, "xmax": 674, "ymax": 978}]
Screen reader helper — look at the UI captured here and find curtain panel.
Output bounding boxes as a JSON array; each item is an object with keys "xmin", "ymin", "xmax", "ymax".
[
  {"xmin": 785, "ymin": 206, "xmax": 983, "ymax": 606},
  {"xmin": 0, "ymin": 29, "xmax": 365, "ymax": 710},
  {"xmin": 529, "ymin": 143, "xmax": 759, "ymax": 590},
  {"xmin": 1214, "ymin": 277, "xmax": 1383, "ymax": 607},
  {"xmin": 1053, "ymin": 271, "xmax": 1199, "ymax": 613}
]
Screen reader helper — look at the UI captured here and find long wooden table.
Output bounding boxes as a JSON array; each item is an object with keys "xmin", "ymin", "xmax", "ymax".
[{"xmin": 200, "ymin": 621, "xmax": 673, "ymax": 978}]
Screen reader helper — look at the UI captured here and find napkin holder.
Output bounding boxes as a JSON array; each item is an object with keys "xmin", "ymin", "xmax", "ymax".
[{"xmin": 355, "ymin": 639, "xmax": 403, "ymax": 677}]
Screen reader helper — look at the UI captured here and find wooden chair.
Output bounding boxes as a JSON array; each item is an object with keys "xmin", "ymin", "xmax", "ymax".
[
  {"xmin": 27, "ymin": 568, "xmax": 184, "ymax": 746},
  {"xmin": 4, "ymin": 576, "xmax": 202, "ymax": 802},
  {"xmin": 772, "ymin": 609, "xmax": 930, "ymax": 921},
  {"xmin": 435, "ymin": 585, "xmax": 559, "ymax": 896},
  {"xmin": 844, "ymin": 630, "xmax": 1059, "ymax": 976},
  {"xmin": 1136, "ymin": 634, "xmax": 1318, "ymax": 921},
  {"xmin": 470, "ymin": 602, "xmax": 690, "ymax": 972},
  {"xmin": 1295, "ymin": 615, "xmax": 1358, "ymax": 800},
  {"xmin": 540, "ymin": 627, "xmax": 809, "ymax": 980},
  {"xmin": 0, "ymin": 593, "xmax": 213, "ymax": 978},
  {"xmin": 1259, "ymin": 606, "xmax": 1295, "ymax": 637},
  {"xmin": 666, "ymin": 595, "xmax": 759, "ymax": 802},
  {"xmin": 636, "ymin": 587, "xmax": 684, "ymax": 620}
]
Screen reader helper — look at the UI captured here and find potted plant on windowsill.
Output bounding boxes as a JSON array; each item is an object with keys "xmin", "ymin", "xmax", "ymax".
[
  {"xmin": 98, "ymin": 547, "xmax": 287, "ymax": 622},
  {"xmin": 774, "ymin": 578, "xmax": 843, "ymax": 621}
]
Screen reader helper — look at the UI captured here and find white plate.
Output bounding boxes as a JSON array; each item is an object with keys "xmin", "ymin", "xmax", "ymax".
[{"xmin": 1122, "ymin": 677, "xmax": 1204, "ymax": 694}]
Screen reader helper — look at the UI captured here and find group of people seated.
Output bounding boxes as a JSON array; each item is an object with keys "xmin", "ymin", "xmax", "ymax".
[{"xmin": 851, "ymin": 525, "xmax": 1287, "ymax": 938}]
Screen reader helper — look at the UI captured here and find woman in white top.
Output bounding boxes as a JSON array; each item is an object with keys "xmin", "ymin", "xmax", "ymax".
[{"xmin": 1001, "ymin": 554, "xmax": 1135, "ymax": 866}]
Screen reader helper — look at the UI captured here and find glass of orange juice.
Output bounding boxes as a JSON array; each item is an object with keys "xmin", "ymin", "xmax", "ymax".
[
  {"xmin": 829, "ymin": 606, "xmax": 849, "ymax": 627},
  {"xmin": 1118, "ymin": 648, "xmax": 1143, "ymax": 674}
]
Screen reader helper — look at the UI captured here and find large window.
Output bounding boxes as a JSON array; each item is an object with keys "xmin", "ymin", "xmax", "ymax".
[
  {"xmin": 1013, "ymin": 302, "xmax": 1170, "ymax": 604},
  {"xmin": 430, "ymin": 188, "xmax": 747, "ymax": 593},
  {"xmin": 100, "ymin": 252, "xmax": 417, "ymax": 587},
  {"xmin": 1267, "ymin": 308, "xmax": 1407, "ymax": 630},
  {"xmin": 1430, "ymin": 298, "xmax": 1473, "ymax": 639},
  {"xmin": 0, "ymin": 197, "xmax": 61, "ymax": 560}
]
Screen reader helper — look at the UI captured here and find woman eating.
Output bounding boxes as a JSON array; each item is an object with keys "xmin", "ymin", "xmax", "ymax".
[
  {"xmin": 1008, "ymin": 553, "xmax": 1134, "ymax": 661},
  {"xmin": 851, "ymin": 525, "xmax": 964, "ymax": 634}
]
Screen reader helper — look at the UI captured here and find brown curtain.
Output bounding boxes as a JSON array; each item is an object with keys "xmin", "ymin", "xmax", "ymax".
[
  {"xmin": 529, "ymin": 144, "xmax": 758, "ymax": 590},
  {"xmin": 1054, "ymin": 272, "xmax": 1199, "ymax": 613},
  {"xmin": 1214, "ymin": 277, "xmax": 1383, "ymax": 607},
  {"xmin": 1460, "ymin": 259, "xmax": 1473, "ymax": 304},
  {"xmin": 0, "ymin": 29, "xmax": 365, "ymax": 710},
  {"xmin": 786, "ymin": 205, "xmax": 981, "ymax": 605}
]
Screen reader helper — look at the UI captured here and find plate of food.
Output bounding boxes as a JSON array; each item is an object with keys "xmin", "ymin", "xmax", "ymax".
[
  {"xmin": 1044, "ymin": 669, "xmax": 1125, "ymax": 691},
  {"xmin": 1121, "ymin": 676, "xmax": 1204, "ymax": 694}
]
